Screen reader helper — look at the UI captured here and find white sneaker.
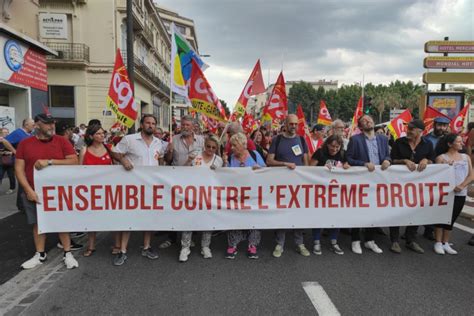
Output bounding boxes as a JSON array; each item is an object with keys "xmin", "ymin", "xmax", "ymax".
[
  {"xmin": 21, "ymin": 252, "xmax": 46, "ymax": 269},
  {"xmin": 63, "ymin": 252, "xmax": 79, "ymax": 269},
  {"xmin": 434, "ymin": 242, "xmax": 445, "ymax": 255},
  {"xmin": 364, "ymin": 241, "xmax": 383, "ymax": 254},
  {"xmin": 5, "ymin": 189, "xmax": 13, "ymax": 195},
  {"xmin": 443, "ymin": 243, "xmax": 458, "ymax": 255},
  {"xmin": 179, "ymin": 247, "xmax": 191, "ymax": 262},
  {"xmin": 313, "ymin": 243, "xmax": 322, "ymax": 255},
  {"xmin": 352, "ymin": 241, "xmax": 362, "ymax": 254},
  {"xmin": 201, "ymin": 247, "xmax": 212, "ymax": 259}
]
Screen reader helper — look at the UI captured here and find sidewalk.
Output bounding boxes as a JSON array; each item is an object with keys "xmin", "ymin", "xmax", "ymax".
[{"xmin": 0, "ymin": 181, "xmax": 18, "ymax": 220}]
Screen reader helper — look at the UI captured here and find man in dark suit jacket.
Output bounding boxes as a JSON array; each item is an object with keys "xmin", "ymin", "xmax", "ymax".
[{"xmin": 346, "ymin": 115, "xmax": 391, "ymax": 254}]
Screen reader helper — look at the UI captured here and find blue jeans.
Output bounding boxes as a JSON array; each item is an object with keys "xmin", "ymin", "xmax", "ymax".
[{"xmin": 312, "ymin": 229, "xmax": 339, "ymax": 241}]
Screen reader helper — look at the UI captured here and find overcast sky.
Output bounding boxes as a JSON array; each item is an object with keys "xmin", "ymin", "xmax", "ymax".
[{"xmin": 158, "ymin": 0, "xmax": 473, "ymax": 105}]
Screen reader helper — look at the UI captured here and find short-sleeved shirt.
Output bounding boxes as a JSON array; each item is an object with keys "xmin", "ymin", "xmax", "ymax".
[
  {"xmin": 5, "ymin": 128, "xmax": 31, "ymax": 148},
  {"xmin": 171, "ymin": 134, "xmax": 205, "ymax": 166},
  {"xmin": 311, "ymin": 149, "xmax": 346, "ymax": 167},
  {"xmin": 229, "ymin": 150, "xmax": 266, "ymax": 168},
  {"xmin": 113, "ymin": 133, "xmax": 165, "ymax": 166},
  {"xmin": 269, "ymin": 135, "xmax": 308, "ymax": 165},
  {"xmin": 16, "ymin": 135, "xmax": 76, "ymax": 189},
  {"xmin": 391, "ymin": 136, "xmax": 435, "ymax": 163}
]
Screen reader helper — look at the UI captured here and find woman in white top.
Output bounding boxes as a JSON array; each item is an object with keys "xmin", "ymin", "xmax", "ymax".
[
  {"xmin": 179, "ymin": 135, "xmax": 223, "ymax": 262},
  {"xmin": 434, "ymin": 133, "xmax": 473, "ymax": 255}
]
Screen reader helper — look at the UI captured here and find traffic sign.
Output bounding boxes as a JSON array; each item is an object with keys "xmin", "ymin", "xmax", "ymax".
[
  {"xmin": 424, "ymin": 57, "xmax": 474, "ymax": 69},
  {"xmin": 425, "ymin": 41, "xmax": 474, "ymax": 53},
  {"xmin": 422, "ymin": 72, "xmax": 474, "ymax": 84}
]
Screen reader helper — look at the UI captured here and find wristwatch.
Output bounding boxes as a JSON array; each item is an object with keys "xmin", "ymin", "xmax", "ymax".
[{"xmin": 47, "ymin": 160, "xmax": 53, "ymax": 166}]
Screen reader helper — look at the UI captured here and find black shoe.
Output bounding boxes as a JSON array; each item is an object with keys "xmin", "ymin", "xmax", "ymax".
[
  {"xmin": 57, "ymin": 241, "xmax": 83, "ymax": 251},
  {"xmin": 469, "ymin": 235, "xmax": 474, "ymax": 246},
  {"xmin": 70, "ymin": 232, "xmax": 86, "ymax": 239}
]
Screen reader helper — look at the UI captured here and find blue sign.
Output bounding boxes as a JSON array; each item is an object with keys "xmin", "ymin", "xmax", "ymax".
[{"xmin": 4, "ymin": 40, "xmax": 24, "ymax": 72}]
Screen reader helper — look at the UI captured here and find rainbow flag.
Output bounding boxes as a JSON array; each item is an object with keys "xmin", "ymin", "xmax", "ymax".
[{"xmin": 170, "ymin": 23, "xmax": 207, "ymax": 97}]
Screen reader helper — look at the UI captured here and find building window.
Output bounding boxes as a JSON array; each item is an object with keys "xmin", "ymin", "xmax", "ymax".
[
  {"xmin": 49, "ymin": 86, "xmax": 74, "ymax": 108},
  {"xmin": 176, "ymin": 24, "xmax": 186, "ymax": 35}
]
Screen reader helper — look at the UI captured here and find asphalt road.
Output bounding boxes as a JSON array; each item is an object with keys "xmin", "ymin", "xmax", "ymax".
[
  {"xmin": 1, "ymin": 225, "xmax": 473, "ymax": 315},
  {"xmin": 1, "ymin": 181, "xmax": 473, "ymax": 315}
]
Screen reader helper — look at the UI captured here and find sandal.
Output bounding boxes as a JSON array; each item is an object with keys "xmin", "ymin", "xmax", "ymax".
[
  {"xmin": 111, "ymin": 246, "xmax": 121, "ymax": 255},
  {"xmin": 83, "ymin": 249, "xmax": 96, "ymax": 257}
]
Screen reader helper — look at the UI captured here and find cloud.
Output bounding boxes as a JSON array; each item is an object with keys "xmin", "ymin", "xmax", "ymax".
[{"xmin": 159, "ymin": 0, "xmax": 473, "ymax": 104}]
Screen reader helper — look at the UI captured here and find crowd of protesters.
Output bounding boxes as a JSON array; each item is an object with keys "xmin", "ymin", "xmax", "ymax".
[{"xmin": 1, "ymin": 111, "xmax": 474, "ymax": 270}]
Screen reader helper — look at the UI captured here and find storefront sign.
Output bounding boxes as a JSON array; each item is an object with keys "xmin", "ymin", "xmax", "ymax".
[
  {"xmin": 0, "ymin": 34, "xmax": 48, "ymax": 91},
  {"xmin": 39, "ymin": 13, "xmax": 68, "ymax": 39}
]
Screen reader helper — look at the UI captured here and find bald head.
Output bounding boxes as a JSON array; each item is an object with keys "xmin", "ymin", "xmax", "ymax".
[
  {"xmin": 22, "ymin": 118, "xmax": 35, "ymax": 133},
  {"xmin": 285, "ymin": 114, "xmax": 298, "ymax": 136}
]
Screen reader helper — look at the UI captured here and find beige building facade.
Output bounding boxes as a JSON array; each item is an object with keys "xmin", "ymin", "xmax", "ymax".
[{"xmin": 38, "ymin": 0, "xmax": 171, "ymax": 129}]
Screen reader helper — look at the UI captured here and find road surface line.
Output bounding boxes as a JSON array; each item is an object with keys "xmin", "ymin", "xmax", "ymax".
[
  {"xmin": 302, "ymin": 282, "xmax": 340, "ymax": 316},
  {"xmin": 454, "ymin": 223, "xmax": 474, "ymax": 234}
]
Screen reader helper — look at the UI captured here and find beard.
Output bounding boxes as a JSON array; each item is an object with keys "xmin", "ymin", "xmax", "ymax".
[
  {"xmin": 363, "ymin": 126, "xmax": 374, "ymax": 133},
  {"xmin": 181, "ymin": 129, "xmax": 192, "ymax": 137},
  {"xmin": 434, "ymin": 129, "xmax": 446, "ymax": 137},
  {"xmin": 143, "ymin": 128, "xmax": 154, "ymax": 136}
]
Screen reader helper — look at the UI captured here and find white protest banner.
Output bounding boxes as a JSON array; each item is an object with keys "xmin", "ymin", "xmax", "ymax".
[{"xmin": 35, "ymin": 165, "xmax": 455, "ymax": 233}]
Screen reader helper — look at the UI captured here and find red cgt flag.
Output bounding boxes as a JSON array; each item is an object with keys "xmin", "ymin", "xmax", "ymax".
[
  {"xmin": 387, "ymin": 109, "xmax": 412, "ymax": 140},
  {"xmin": 201, "ymin": 114, "xmax": 219, "ymax": 134},
  {"xmin": 450, "ymin": 103, "xmax": 470, "ymax": 134},
  {"xmin": 106, "ymin": 49, "xmax": 138, "ymax": 128},
  {"xmin": 296, "ymin": 104, "xmax": 316, "ymax": 156},
  {"xmin": 349, "ymin": 96, "xmax": 364, "ymax": 135},
  {"xmin": 188, "ymin": 59, "xmax": 227, "ymax": 122},
  {"xmin": 241, "ymin": 113, "xmax": 258, "ymax": 134},
  {"xmin": 262, "ymin": 71, "xmax": 287, "ymax": 121},
  {"xmin": 423, "ymin": 106, "xmax": 450, "ymax": 135},
  {"xmin": 317, "ymin": 100, "xmax": 332, "ymax": 126},
  {"xmin": 231, "ymin": 60, "xmax": 265, "ymax": 120}
]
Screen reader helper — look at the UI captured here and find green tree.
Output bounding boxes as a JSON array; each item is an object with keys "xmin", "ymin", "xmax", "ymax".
[
  {"xmin": 219, "ymin": 99, "xmax": 230, "ymax": 117},
  {"xmin": 288, "ymin": 82, "xmax": 318, "ymax": 123}
]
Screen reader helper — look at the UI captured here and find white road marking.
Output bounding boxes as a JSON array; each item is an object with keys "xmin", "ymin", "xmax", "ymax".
[
  {"xmin": 302, "ymin": 282, "xmax": 340, "ymax": 316},
  {"xmin": 454, "ymin": 223, "xmax": 474, "ymax": 234}
]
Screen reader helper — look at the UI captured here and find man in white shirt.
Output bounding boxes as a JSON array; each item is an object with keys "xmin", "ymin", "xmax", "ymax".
[{"xmin": 112, "ymin": 114, "xmax": 166, "ymax": 266}]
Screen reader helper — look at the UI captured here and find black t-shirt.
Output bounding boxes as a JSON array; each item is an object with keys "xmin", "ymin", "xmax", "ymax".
[
  {"xmin": 391, "ymin": 136, "xmax": 435, "ymax": 163},
  {"xmin": 311, "ymin": 148, "xmax": 346, "ymax": 166}
]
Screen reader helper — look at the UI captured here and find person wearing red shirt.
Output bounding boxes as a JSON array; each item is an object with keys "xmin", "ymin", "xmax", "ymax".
[
  {"xmin": 79, "ymin": 124, "xmax": 115, "ymax": 257},
  {"xmin": 15, "ymin": 114, "xmax": 79, "ymax": 270}
]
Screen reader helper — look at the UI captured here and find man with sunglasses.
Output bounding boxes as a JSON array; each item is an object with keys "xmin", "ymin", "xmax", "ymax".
[
  {"xmin": 389, "ymin": 119, "xmax": 435, "ymax": 254},
  {"xmin": 267, "ymin": 114, "xmax": 311, "ymax": 258}
]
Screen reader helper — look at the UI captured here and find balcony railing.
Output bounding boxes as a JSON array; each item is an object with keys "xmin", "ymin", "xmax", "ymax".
[
  {"xmin": 45, "ymin": 42, "xmax": 90, "ymax": 64},
  {"xmin": 122, "ymin": 53, "xmax": 170, "ymax": 97}
]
